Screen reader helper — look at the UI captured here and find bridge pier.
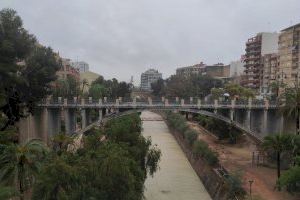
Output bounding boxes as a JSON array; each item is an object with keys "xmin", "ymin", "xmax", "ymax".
[
  {"xmin": 230, "ymin": 109, "xmax": 234, "ymax": 121},
  {"xmin": 246, "ymin": 109, "xmax": 251, "ymax": 130},
  {"xmin": 263, "ymin": 109, "xmax": 268, "ymax": 134},
  {"xmin": 81, "ymin": 109, "xmax": 87, "ymax": 129},
  {"xmin": 99, "ymin": 109, "xmax": 103, "ymax": 121},
  {"xmin": 64, "ymin": 108, "xmax": 77, "ymax": 135},
  {"xmin": 86, "ymin": 109, "xmax": 92, "ymax": 125},
  {"xmin": 214, "ymin": 99, "xmax": 218, "ymax": 114}
]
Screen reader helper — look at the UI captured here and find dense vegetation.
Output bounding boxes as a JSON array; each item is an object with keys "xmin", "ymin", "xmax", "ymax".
[
  {"xmin": 0, "ymin": 8, "xmax": 61, "ymax": 131},
  {"xmin": 88, "ymin": 76, "xmax": 132, "ymax": 99},
  {"xmin": 0, "ymin": 9, "xmax": 160, "ymax": 199},
  {"xmin": 151, "ymin": 74, "xmax": 223, "ymax": 98},
  {"xmin": 0, "ymin": 113, "xmax": 161, "ymax": 200},
  {"xmin": 262, "ymin": 134, "xmax": 300, "ymax": 193},
  {"xmin": 52, "ymin": 70, "xmax": 132, "ymax": 100},
  {"xmin": 195, "ymin": 115, "xmax": 242, "ymax": 143},
  {"xmin": 211, "ymin": 83, "xmax": 255, "ymax": 100}
]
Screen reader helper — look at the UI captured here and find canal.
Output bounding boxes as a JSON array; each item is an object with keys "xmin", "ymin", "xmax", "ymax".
[{"xmin": 142, "ymin": 111, "xmax": 211, "ymax": 200}]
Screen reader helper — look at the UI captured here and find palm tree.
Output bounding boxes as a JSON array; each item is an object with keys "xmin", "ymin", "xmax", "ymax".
[
  {"xmin": 0, "ymin": 139, "xmax": 48, "ymax": 199},
  {"xmin": 31, "ymin": 156, "xmax": 78, "ymax": 200},
  {"xmin": 262, "ymin": 134, "xmax": 293, "ymax": 179}
]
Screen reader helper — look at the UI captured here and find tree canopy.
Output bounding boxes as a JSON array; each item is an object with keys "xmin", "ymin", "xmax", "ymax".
[
  {"xmin": 0, "ymin": 8, "xmax": 60, "ymax": 131},
  {"xmin": 152, "ymin": 74, "xmax": 223, "ymax": 98}
]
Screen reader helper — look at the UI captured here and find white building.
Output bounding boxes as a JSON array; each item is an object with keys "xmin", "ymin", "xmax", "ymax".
[
  {"xmin": 229, "ymin": 60, "xmax": 244, "ymax": 77},
  {"xmin": 140, "ymin": 69, "xmax": 162, "ymax": 91},
  {"xmin": 71, "ymin": 61, "xmax": 89, "ymax": 73}
]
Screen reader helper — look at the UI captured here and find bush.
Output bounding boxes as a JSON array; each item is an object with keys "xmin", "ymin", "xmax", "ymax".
[
  {"xmin": 277, "ymin": 166, "xmax": 300, "ymax": 193},
  {"xmin": 192, "ymin": 140, "xmax": 208, "ymax": 156},
  {"xmin": 195, "ymin": 114, "xmax": 242, "ymax": 142},
  {"xmin": 184, "ymin": 130, "xmax": 198, "ymax": 146},
  {"xmin": 224, "ymin": 172, "xmax": 246, "ymax": 199},
  {"xmin": 204, "ymin": 150, "xmax": 219, "ymax": 166},
  {"xmin": 166, "ymin": 112, "xmax": 219, "ymax": 166},
  {"xmin": 192, "ymin": 140, "xmax": 219, "ymax": 166}
]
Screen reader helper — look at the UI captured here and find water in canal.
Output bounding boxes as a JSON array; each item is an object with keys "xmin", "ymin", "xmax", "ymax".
[{"xmin": 142, "ymin": 111, "xmax": 211, "ymax": 200}]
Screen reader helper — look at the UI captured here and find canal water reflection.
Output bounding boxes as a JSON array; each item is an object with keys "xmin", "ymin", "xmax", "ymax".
[{"xmin": 142, "ymin": 111, "xmax": 211, "ymax": 200}]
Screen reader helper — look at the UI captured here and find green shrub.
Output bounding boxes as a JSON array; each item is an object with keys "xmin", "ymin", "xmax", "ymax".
[
  {"xmin": 192, "ymin": 140, "xmax": 219, "ymax": 166},
  {"xmin": 224, "ymin": 172, "xmax": 246, "ymax": 199},
  {"xmin": 204, "ymin": 150, "xmax": 219, "ymax": 166},
  {"xmin": 192, "ymin": 140, "xmax": 208, "ymax": 157},
  {"xmin": 277, "ymin": 166, "xmax": 300, "ymax": 193},
  {"xmin": 184, "ymin": 130, "xmax": 198, "ymax": 146}
]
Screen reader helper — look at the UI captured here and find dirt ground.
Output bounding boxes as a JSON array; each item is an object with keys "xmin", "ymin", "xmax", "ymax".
[{"xmin": 188, "ymin": 121, "xmax": 298, "ymax": 200}]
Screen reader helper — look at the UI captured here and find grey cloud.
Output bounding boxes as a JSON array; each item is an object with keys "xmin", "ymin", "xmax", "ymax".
[{"xmin": 2, "ymin": 0, "xmax": 300, "ymax": 83}]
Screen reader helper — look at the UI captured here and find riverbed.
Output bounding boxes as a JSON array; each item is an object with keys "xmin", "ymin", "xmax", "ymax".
[{"xmin": 142, "ymin": 111, "xmax": 211, "ymax": 200}]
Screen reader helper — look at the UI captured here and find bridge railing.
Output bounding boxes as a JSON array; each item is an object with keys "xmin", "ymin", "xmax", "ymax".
[{"xmin": 39, "ymin": 97, "xmax": 279, "ymax": 109}]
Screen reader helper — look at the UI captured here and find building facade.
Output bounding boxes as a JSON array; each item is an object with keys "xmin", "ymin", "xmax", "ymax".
[
  {"xmin": 140, "ymin": 69, "xmax": 162, "ymax": 91},
  {"xmin": 176, "ymin": 62, "xmax": 206, "ymax": 76},
  {"xmin": 71, "ymin": 61, "xmax": 89, "ymax": 73},
  {"xmin": 243, "ymin": 32, "xmax": 279, "ymax": 91},
  {"xmin": 56, "ymin": 58, "xmax": 80, "ymax": 80},
  {"xmin": 261, "ymin": 53, "xmax": 278, "ymax": 94},
  {"xmin": 205, "ymin": 63, "xmax": 230, "ymax": 78},
  {"xmin": 229, "ymin": 60, "xmax": 244, "ymax": 77},
  {"xmin": 278, "ymin": 23, "xmax": 300, "ymax": 87}
]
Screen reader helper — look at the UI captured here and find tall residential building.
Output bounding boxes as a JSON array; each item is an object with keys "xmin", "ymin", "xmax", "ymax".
[
  {"xmin": 71, "ymin": 61, "xmax": 89, "ymax": 73},
  {"xmin": 140, "ymin": 69, "xmax": 162, "ymax": 91},
  {"xmin": 261, "ymin": 53, "xmax": 278, "ymax": 94},
  {"xmin": 278, "ymin": 23, "xmax": 300, "ymax": 87},
  {"xmin": 176, "ymin": 62, "xmax": 206, "ymax": 76},
  {"xmin": 243, "ymin": 32, "xmax": 279, "ymax": 91},
  {"xmin": 205, "ymin": 63, "xmax": 230, "ymax": 78}
]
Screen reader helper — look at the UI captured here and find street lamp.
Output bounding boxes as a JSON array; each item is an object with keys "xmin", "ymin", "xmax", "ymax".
[{"xmin": 248, "ymin": 180, "xmax": 254, "ymax": 200}]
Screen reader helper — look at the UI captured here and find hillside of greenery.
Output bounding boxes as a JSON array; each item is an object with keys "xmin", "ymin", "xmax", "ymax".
[{"xmin": 0, "ymin": 113, "xmax": 161, "ymax": 200}]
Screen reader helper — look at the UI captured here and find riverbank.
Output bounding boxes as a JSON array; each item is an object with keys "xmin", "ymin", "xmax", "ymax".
[{"xmin": 187, "ymin": 121, "xmax": 298, "ymax": 200}]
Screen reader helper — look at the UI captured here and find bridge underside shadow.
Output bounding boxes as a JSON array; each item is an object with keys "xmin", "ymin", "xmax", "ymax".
[{"xmin": 17, "ymin": 105, "xmax": 296, "ymax": 144}]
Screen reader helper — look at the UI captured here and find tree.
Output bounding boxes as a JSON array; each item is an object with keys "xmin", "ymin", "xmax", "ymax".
[
  {"xmin": 262, "ymin": 134, "xmax": 293, "ymax": 179},
  {"xmin": 0, "ymin": 9, "xmax": 60, "ymax": 131},
  {"xmin": 0, "ymin": 139, "xmax": 48, "ymax": 199},
  {"xmin": 211, "ymin": 88, "xmax": 224, "ymax": 100},
  {"xmin": 31, "ymin": 155, "xmax": 79, "ymax": 200},
  {"xmin": 163, "ymin": 74, "xmax": 222, "ymax": 98},
  {"xmin": 277, "ymin": 164, "xmax": 300, "ymax": 193},
  {"xmin": 282, "ymin": 86, "xmax": 300, "ymax": 135},
  {"xmin": 224, "ymin": 83, "xmax": 255, "ymax": 99},
  {"xmin": 151, "ymin": 78, "xmax": 165, "ymax": 96}
]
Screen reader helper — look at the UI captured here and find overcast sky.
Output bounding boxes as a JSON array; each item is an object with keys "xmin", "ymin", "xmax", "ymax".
[{"xmin": 1, "ymin": 0, "xmax": 300, "ymax": 83}]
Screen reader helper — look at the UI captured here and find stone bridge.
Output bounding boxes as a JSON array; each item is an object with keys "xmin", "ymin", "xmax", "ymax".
[{"xmin": 17, "ymin": 97, "xmax": 296, "ymax": 143}]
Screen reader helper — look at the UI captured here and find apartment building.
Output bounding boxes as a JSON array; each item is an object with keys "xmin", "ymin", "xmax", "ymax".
[
  {"xmin": 205, "ymin": 63, "xmax": 230, "ymax": 78},
  {"xmin": 176, "ymin": 62, "xmax": 206, "ymax": 76},
  {"xmin": 278, "ymin": 23, "xmax": 300, "ymax": 87},
  {"xmin": 140, "ymin": 69, "xmax": 162, "ymax": 91},
  {"xmin": 243, "ymin": 32, "xmax": 279, "ymax": 91},
  {"xmin": 261, "ymin": 53, "xmax": 278, "ymax": 93}
]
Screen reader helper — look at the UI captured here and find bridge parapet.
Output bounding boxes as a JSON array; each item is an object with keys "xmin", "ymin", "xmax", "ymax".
[{"xmin": 38, "ymin": 97, "xmax": 279, "ymax": 109}]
